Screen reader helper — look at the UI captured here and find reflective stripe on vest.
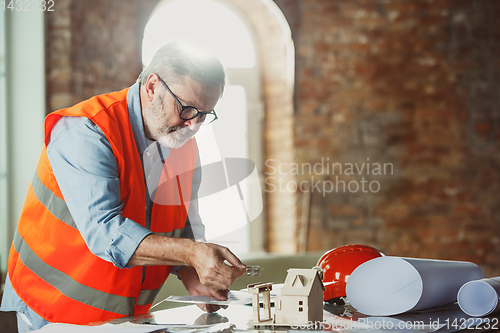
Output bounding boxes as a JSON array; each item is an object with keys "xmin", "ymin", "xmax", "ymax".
[
  {"xmin": 13, "ymin": 231, "xmax": 135, "ymax": 315},
  {"xmin": 137, "ymin": 287, "xmax": 163, "ymax": 306},
  {"xmin": 156, "ymin": 229, "xmax": 185, "ymax": 238},
  {"xmin": 31, "ymin": 172, "xmax": 78, "ymax": 230}
]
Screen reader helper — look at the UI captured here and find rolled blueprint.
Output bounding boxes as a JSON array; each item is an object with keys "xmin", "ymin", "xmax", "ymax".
[
  {"xmin": 457, "ymin": 277, "xmax": 500, "ymax": 317},
  {"xmin": 345, "ymin": 256, "xmax": 483, "ymax": 316}
]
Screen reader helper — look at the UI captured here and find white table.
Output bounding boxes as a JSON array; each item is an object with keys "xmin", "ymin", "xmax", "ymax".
[{"xmin": 114, "ymin": 302, "xmax": 498, "ymax": 333}]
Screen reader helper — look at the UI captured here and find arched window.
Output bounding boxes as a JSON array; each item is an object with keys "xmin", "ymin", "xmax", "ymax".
[
  {"xmin": 142, "ymin": 0, "xmax": 255, "ymax": 68},
  {"xmin": 142, "ymin": 0, "xmax": 263, "ymax": 254}
]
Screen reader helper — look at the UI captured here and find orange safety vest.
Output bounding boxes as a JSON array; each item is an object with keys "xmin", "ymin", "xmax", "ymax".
[{"xmin": 7, "ymin": 88, "xmax": 198, "ymax": 324}]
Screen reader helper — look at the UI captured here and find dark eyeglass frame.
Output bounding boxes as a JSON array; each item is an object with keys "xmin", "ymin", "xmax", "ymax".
[{"xmin": 155, "ymin": 73, "xmax": 218, "ymax": 125}]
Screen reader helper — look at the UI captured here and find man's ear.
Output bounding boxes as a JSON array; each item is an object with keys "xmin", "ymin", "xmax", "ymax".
[{"xmin": 144, "ymin": 74, "xmax": 159, "ymax": 102}]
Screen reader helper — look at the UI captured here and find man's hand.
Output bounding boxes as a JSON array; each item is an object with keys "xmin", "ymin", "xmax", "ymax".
[
  {"xmin": 178, "ymin": 266, "xmax": 229, "ymax": 313},
  {"xmin": 128, "ymin": 235, "xmax": 246, "ymax": 311},
  {"xmin": 187, "ymin": 242, "xmax": 246, "ymax": 291}
]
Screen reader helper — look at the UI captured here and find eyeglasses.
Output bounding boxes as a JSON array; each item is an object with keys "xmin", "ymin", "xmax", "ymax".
[{"xmin": 155, "ymin": 74, "xmax": 218, "ymax": 125}]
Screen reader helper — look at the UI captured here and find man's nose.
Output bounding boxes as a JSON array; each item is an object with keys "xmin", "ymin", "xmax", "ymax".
[{"xmin": 183, "ymin": 117, "xmax": 200, "ymax": 130}]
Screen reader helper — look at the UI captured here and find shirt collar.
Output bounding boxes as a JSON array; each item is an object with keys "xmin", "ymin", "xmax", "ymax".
[{"xmin": 127, "ymin": 82, "xmax": 148, "ymax": 154}]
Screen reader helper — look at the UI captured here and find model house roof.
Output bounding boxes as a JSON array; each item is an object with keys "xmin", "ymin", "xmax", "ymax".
[{"xmin": 280, "ymin": 268, "xmax": 325, "ymax": 296}]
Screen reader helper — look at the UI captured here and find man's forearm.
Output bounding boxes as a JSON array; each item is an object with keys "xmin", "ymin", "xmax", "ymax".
[
  {"xmin": 129, "ymin": 235, "xmax": 246, "ymax": 291},
  {"xmin": 127, "ymin": 233, "xmax": 197, "ymax": 266}
]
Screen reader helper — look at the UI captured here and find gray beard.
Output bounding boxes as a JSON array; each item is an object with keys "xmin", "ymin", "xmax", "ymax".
[
  {"xmin": 158, "ymin": 126, "xmax": 196, "ymax": 148},
  {"xmin": 145, "ymin": 96, "xmax": 196, "ymax": 148}
]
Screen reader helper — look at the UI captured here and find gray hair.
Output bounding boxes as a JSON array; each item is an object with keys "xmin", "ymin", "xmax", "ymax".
[{"xmin": 139, "ymin": 42, "xmax": 226, "ymax": 95}]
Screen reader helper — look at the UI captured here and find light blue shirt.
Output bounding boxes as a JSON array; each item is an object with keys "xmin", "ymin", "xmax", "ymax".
[{"xmin": 1, "ymin": 82, "xmax": 203, "ymax": 329}]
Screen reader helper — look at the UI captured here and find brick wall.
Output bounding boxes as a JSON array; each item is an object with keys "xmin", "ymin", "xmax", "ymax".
[
  {"xmin": 45, "ymin": 0, "xmax": 158, "ymax": 112},
  {"xmin": 272, "ymin": 0, "xmax": 500, "ymax": 276}
]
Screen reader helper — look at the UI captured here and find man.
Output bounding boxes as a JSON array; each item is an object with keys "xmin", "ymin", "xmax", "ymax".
[{"xmin": 0, "ymin": 42, "xmax": 246, "ymax": 332}]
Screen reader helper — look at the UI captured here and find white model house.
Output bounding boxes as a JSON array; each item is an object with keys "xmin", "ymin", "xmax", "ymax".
[{"xmin": 274, "ymin": 268, "xmax": 325, "ymax": 325}]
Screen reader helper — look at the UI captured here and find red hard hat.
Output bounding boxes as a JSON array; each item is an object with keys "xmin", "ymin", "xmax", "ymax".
[{"xmin": 317, "ymin": 244, "xmax": 384, "ymax": 302}]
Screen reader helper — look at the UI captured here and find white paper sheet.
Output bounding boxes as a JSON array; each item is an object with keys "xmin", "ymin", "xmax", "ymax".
[
  {"xmin": 158, "ymin": 287, "xmax": 281, "ymax": 308},
  {"xmin": 457, "ymin": 276, "xmax": 500, "ymax": 317},
  {"xmin": 33, "ymin": 322, "xmax": 174, "ymax": 333},
  {"xmin": 33, "ymin": 321, "xmax": 235, "ymax": 333},
  {"xmin": 164, "ymin": 290, "xmax": 256, "ymax": 305},
  {"xmin": 345, "ymin": 256, "xmax": 483, "ymax": 316}
]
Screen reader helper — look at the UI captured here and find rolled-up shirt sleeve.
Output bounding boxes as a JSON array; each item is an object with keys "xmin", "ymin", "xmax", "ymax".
[{"xmin": 46, "ymin": 116, "xmax": 152, "ymax": 269}]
